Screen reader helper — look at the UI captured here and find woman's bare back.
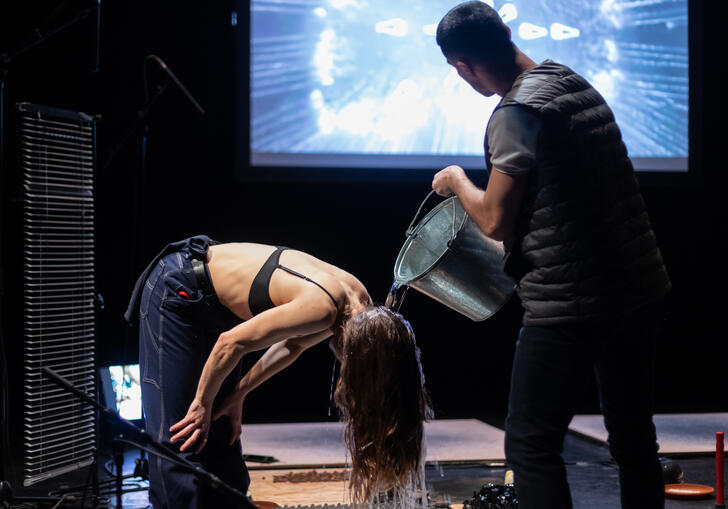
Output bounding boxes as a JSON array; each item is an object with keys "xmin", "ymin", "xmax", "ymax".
[{"xmin": 206, "ymin": 243, "xmax": 368, "ymax": 320}]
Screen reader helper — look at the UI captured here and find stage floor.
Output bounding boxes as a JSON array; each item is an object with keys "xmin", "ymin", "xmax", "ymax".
[
  {"xmin": 242, "ymin": 419, "xmax": 506, "ymax": 469},
  {"xmin": 106, "ymin": 438, "xmax": 719, "ymax": 509},
  {"xmin": 99, "ymin": 418, "xmax": 721, "ymax": 509},
  {"xmin": 569, "ymin": 413, "xmax": 728, "ymax": 455}
]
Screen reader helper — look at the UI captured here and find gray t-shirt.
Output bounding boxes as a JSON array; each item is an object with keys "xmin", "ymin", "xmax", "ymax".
[{"xmin": 486, "ymin": 106, "xmax": 542, "ymax": 176}]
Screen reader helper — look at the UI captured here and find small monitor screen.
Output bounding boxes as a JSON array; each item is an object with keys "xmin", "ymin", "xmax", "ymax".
[
  {"xmin": 243, "ymin": 0, "xmax": 688, "ymax": 172},
  {"xmin": 107, "ymin": 364, "xmax": 143, "ymax": 421}
]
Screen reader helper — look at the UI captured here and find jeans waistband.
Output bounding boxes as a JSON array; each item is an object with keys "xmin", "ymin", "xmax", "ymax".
[{"xmin": 125, "ymin": 235, "xmax": 218, "ymax": 324}]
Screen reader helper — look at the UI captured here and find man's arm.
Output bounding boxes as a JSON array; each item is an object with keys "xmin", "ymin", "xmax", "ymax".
[{"xmin": 432, "ymin": 165, "xmax": 526, "ymax": 241}]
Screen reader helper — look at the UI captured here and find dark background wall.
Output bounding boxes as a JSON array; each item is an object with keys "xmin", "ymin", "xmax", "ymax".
[{"xmin": 1, "ymin": 1, "xmax": 724, "ymax": 427}]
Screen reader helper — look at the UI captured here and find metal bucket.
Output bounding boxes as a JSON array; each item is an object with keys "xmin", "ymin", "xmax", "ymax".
[{"xmin": 392, "ymin": 191, "xmax": 515, "ymax": 321}]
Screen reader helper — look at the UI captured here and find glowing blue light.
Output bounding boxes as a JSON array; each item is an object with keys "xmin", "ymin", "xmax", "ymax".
[{"xmin": 250, "ymin": 0, "xmax": 688, "ymax": 164}]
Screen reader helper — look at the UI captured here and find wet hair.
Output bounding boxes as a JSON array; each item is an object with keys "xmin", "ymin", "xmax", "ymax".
[
  {"xmin": 436, "ymin": 1, "xmax": 516, "ymax": 71},
  {"xmin": 334, "ymin": 306, "xmax": 432, "ymax": 506}
]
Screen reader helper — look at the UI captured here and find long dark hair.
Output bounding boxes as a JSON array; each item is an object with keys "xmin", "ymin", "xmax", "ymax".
[{"xmin": 334, "ymin": 306, "xmax": 431, "ymax": 506}]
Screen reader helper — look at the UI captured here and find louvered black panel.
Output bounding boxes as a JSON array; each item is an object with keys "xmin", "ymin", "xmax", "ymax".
[{"xmin": 16, "ymin": 103, "xmax": 97, "ymax": 487}]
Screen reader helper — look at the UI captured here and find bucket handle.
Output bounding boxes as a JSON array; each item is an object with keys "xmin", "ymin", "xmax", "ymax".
[{"xmin": 405, "ymin": 190, "xmax": 458, "ymax": 242}]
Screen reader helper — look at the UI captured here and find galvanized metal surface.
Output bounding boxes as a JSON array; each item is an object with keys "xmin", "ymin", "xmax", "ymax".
[{"xmin": 394, "ymin": 195, "xmax": 514, "ymax": 321}]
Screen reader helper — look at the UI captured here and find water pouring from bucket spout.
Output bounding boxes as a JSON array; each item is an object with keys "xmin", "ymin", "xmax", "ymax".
[
  {"xmin": 391, "ymin": 190, "xmax": 515, "ymax": 322},
  {"xmin": 385, "ymin": 282, "xmax": 410, "ymax": 312}
]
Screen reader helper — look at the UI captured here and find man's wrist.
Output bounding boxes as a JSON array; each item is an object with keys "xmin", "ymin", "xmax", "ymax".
[{"xmin": 450, "ymin": 171, "xmax": 470, "ymax": 195}]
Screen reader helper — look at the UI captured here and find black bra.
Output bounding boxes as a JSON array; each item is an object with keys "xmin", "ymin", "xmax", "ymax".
[{"xmin": 248, "ymin": 247, "xmax": 339, "ymax": 316}]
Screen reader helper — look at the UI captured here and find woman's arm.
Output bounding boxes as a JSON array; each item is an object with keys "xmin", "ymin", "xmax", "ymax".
[
  {"xmin": 235, "ymin": 328, "xmax": 333, "ymax": 398},
  {"xmin": 169, "ymin": 298, "xmax": 335, "ymax": 452},
  {"xmin": 196, "ymin": 298, "xmax": 334, "ymax": 408},
  {"xmin": 208, "ymin": 329, "xmax": 334, "ymax": 447}
]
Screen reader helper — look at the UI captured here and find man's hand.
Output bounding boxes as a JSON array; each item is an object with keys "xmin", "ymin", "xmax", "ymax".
[
  {"xmin": 212, "ymin": 392, "xmax": 245, "ymax": 446},
  {"xmin": 432, "ymin": 165, "xmax": 467, "ymax": 197},
  {"xmin": 169, "ymin": 398, "xmax": 211, "ymax": 454}
]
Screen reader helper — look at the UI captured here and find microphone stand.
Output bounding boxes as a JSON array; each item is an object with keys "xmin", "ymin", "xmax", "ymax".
[
  {"xmin": 41, "ymin": 366, "xmax": 255, "ymax": 509},
  {"xmin": 102, "ymin": 53, "xmax": 205, "ymax": 173},
  {"xmin": 101, "ymin": 55, "xmax": 205, "ymax": 339}
]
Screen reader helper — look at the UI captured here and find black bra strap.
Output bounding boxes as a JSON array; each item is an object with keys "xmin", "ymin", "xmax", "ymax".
[
  {"xmin": 249, "ymin": 247, "xmax": 339, "ymax": 316},
  {"xmin": 277, "ymin": 265, "xmax": 339, "ymax": 309}
]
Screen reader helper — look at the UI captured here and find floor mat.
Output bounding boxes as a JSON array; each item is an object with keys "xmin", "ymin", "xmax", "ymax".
[
  {"xmin": 569, "ymin": 413, "xmax": 728, "ymax": 454},
  {"xmin": 241, "ymin": 418, "xmax": 506, "ymax": 468}
]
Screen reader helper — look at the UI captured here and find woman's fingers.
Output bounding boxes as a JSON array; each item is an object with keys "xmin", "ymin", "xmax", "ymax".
[
  {"xmin": 195, "ymin": 435, "xmax": 208, "ymax": 455},
  {"xmin": 179, "ymin": 429, "xmax": 201, "ymax": 452},
  {"xmin": 169, "ymin": 415, "xmax": 192, "ymax": 433},
  {"xmin": 170, "ymin": 421, "xmax": 198, "ymax": 444}
]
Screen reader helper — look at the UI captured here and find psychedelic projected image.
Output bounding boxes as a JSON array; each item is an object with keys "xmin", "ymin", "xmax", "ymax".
[{"xmin": 248, "ymin": 0, "xmax": 688, "ymax": 170}]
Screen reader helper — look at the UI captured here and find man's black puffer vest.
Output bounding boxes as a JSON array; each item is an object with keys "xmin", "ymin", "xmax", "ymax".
[{"xmin": 486, "ymin": 61, "xmax": 671, "ymax": 325}]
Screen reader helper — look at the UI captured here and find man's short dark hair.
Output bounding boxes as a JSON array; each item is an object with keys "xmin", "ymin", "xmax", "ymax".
[{"xmin": 436, "ymin": 1, "xmax": 515, "ymax": 71}]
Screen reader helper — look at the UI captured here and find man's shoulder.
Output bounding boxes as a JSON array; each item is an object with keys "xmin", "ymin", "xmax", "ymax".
[
  {"xmin": 489, "ymin": 104, "xmax": 541, "ymax": 130},
  {"xmin": 504, "ymin": 61, "xmax": 593, "ymax": 111}
]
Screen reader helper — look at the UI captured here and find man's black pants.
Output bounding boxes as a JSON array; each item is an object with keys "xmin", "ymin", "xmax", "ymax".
[{"xmin": 505, "ymin": 300, "xmax": 665, "ymax": 509}]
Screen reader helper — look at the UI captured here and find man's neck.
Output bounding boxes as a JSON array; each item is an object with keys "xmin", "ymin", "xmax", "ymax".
[{"xmin": 496, "ymin": 48, "xmax": 538, "ymax": 97}]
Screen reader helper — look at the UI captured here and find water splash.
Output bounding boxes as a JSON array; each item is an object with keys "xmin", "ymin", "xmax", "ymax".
[{"xmin": 363, "ymin": 461, "xmax": 427, "ymax": 509}]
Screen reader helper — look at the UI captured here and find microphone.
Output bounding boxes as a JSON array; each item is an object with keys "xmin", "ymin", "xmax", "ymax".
[{"xmin": 145, "ymin": 54, "xmax": 205, "ymax": 115}]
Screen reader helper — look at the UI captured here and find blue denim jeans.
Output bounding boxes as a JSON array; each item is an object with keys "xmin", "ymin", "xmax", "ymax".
[
  {"xmin": 505, "ymin": 300, "xmax": 665, "ymax": 509},
  {"xmin": 136, "ymin": 237, "xmax": 251, "ymax": 509}
]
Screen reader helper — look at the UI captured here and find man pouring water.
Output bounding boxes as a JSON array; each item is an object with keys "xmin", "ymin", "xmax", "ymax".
[{"xmin": 430, "ymin": 3, "xmax": 671, "ymax": 508}]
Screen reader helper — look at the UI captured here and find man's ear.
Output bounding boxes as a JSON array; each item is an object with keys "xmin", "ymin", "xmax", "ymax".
[{"xmin": 454, "ymin": 60, "xmax": 476, "ymax": 81}]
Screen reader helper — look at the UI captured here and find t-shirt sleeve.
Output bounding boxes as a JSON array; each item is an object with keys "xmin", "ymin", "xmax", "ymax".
[{"xmin": 487, "ymin": 106, "xmax": 542, "ymax": 176}]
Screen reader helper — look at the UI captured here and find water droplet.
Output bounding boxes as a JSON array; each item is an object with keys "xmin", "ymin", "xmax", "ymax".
[{"xmin": 328, "ymin": 358, "xmax": 337, "ymax": 417}]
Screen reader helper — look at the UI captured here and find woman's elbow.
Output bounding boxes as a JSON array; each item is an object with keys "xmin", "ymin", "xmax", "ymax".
[
  {"xmin": 309, "ymin": 301, "xmax": 337, "ymax": 331},
  {"xmin": 218, "ymin": 331, "xmax": 248, "ymax": 358}
]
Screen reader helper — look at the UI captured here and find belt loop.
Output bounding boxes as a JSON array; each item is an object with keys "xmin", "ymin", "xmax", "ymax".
[{"xmin": 187, "ymin": 235, "xmax": 211, "ymax": 261}]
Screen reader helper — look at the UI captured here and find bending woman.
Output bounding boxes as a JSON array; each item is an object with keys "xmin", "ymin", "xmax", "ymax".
[{"xmin": 124, "ymin": 235, "xmax": 430, "ymax": 509}]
